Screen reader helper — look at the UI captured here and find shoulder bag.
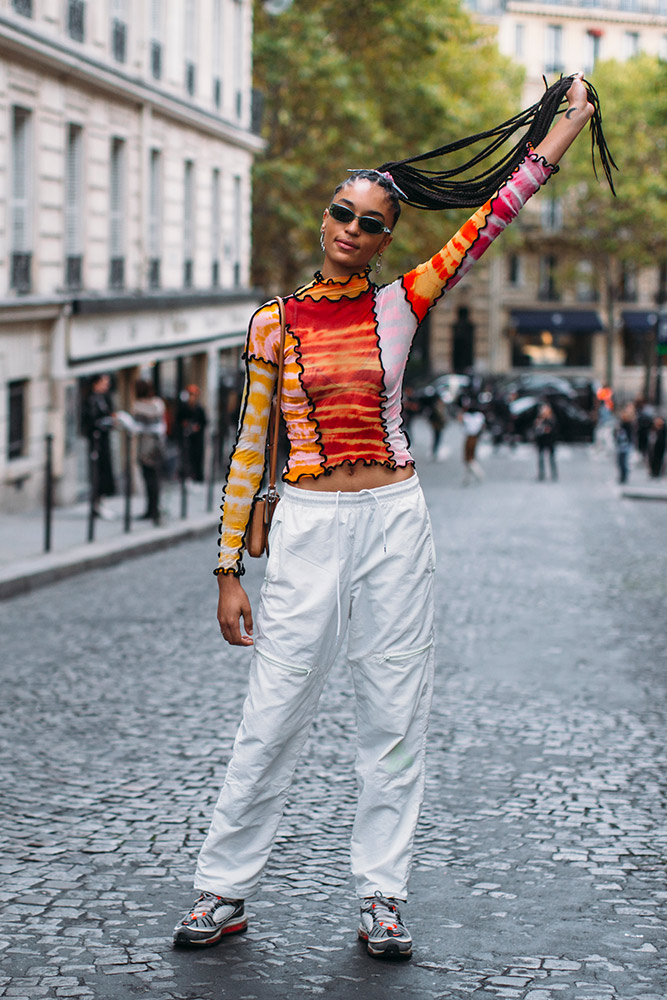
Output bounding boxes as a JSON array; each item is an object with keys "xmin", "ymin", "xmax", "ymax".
[{"xmin": 246, "ymin": 296, "xmax": 286, "ymax": 558}]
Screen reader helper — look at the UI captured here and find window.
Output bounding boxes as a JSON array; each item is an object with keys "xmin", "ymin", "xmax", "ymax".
[
  {"xmin": 211, "ymin": 168, "xmax": 221, "ymax": 286},
  {"xmin": 109, "ymin": 138, "xmax": 125, "ymax": 290},
  {"xmin": 65, "ymin": 124, "xmax": 83, "ymax": 290},
  {"xmin": 68, "ymin": 0, "xmax": 85, "ymax": 42},
  {"xmin": 544, "ymin": 25, "xmax": 563, "ymax": 74},
  {"xmin": 151, "ymin": 0, "xmax": 162, "ymax": 80},
  {"xmin": 620, "ymin": 263, "xmax": 638, "ymax": 302},
  {"xmin": 111, "ymin": 0, "xmax": 127, "ymax": 63},
  {"xmin": 576, "ymin": 260, "xmax": 598, "ymax": 303},
  {"xmin": 538, "ymin": 254, "xmax": 559, "ymax": 301},
  {"xmin": 514, "ymin": 23, "xmax": 524, "ymax": 60},
  {"xmin": 184, "ymin": 0, "xmax": 196, "ymax": 96},
  {"xmin": 508, "ymin": 254, "xmax": 522, "ymax": 287},
  {"xmin": 624, "ymin": 31, "xmax": 639, "ymax": 59},
  {"xmin": 233, "ymin": 174, "xmax": 241, "ymax": 286},
  {"xmin": 233, "ymin": 0, "xmax": 243, "ymax": 119},
  {"xmin": 212, "ymin": 0, "xmax": 222, "ymax": 108},
  {"xmin": 11, "ymin": 107, "xmax": 32, "ymax": 295},
  {"xmin": 148, "ymin": 149, "xmax": 161, "ymax": 289},
  {"xmin": 12, "ymin": 0, "xmax": 32, "ymax": 17},
  {"xmin": 184, "ymin": 160, "xmax": 194, "ymax": 287},
  {"xmin": 541, "ymin": 196, "xmax": 562, "ymax": 232},
  {"xmin": 8, "ymin": 380, "xmax": 28, "ymax": 460},
  {"xmin": 584, "ymin": 30, "xmax": 601, "ymax": 75}
]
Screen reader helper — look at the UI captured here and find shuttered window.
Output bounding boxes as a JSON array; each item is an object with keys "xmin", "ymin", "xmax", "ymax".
[
  {"xmin": 111, "ymin": 0, "xmax": 127, "ymax": 62},
  {"xmin": 151, "ymin": 0, "xmax": 162, "ymax": 79},
  {"xmin": 12, "ymin": 0, "xmax": 32, "ymax": 17},
  {"xmin": 8, "ymin": 380, "xmax": 28, "ymax": 460},
  {"xmin": 212, "ymin": 0, "xmax": 222, "ymax": 108},
  {"xmin": 148, "ymin": 149, "xmax": 161, "ymax": 288},
  {"xmin": 184, "ymin": 0, "xmax": 196, "ymax": 95},
  {"xmin": 233, "ymin": 174, "xmax": 241, "ymax": 287},
  {"xmin": 67, "ymin": 0, "xmax": 85, "ymax": 42},
  {"xmin": 11, "ymin": 107, "xmax": 32, "ymax": 293},
  {"xmin": 184, "ymin": 160, "xmax": 194, "ymax": 287},
  {"xmin": 233, "ymin": 0, "xmax": 243, "ymax": 119},
  {"xmin": 65, "ymin": 124, "xmax": 83, "ymax": 289},
  {"xmin": 109, "ymin": 138, "xmax": 125, "ymax": 289},
  {"xmin": 211, "ymin": 168, "xmax": 221, "ymax": 286}
]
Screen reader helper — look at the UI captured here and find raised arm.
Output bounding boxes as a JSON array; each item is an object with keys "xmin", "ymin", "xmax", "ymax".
[{"xmin": 533, "ymin": 73, "xmax": 594, "ymax": 166}]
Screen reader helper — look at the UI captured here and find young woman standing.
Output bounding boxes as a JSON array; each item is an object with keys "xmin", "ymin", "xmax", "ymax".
[{"xmin": 174, "ymin": 75, "xmax": 604, "ymax": 959}]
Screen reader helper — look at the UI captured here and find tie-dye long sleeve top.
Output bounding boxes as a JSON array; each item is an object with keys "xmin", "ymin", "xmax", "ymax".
[{"xmin": 216, "ymin": 150, "xmax": 556, "ymax": 575}]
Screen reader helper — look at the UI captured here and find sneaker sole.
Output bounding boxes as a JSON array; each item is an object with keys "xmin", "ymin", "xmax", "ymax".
[
  {"xmin": 358, "ymin": 929, "xmax": 412, "ymax": 959},
  {"xmin": 173, "ymin": 918, "xmax": 248, "ymax": 948}
]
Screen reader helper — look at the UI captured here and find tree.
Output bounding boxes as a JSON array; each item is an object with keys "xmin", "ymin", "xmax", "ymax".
[
  {"xmin": 555, "ymin": 55, "xmax": 667, "ymax": 389},
  {"xmin": 251, "ymin": 0, "xmax": 524, "ymax": 292}
]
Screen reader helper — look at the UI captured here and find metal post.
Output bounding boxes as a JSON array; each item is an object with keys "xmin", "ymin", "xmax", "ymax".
[
  {"xmin": 123, "ymin": 428, "xmax": 132, "ymax": 533},
  {"xmin": 206, "ymin": 430, "xmax": 217, "ymax": 513},
  {"xmin": 44, "ymin": 433, "xmax": 54, "ymax": 553},
  {"xmin": 87, "ymin": 430, "xmax": 99, "ymax": 542},
  {"xmin": 180, "ymin": 442, "xmax": 188, "ymax": 520}
]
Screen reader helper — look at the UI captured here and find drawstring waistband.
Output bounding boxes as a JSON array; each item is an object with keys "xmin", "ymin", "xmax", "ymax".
[{"xmin": 284, "ymin": 475, "xmax": 419, "ymax": 640}]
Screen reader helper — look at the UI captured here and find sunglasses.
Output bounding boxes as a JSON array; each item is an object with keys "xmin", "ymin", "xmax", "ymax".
[{"xmin": 328, "ymin": 203, "xmax": 392, "ymax": 236}]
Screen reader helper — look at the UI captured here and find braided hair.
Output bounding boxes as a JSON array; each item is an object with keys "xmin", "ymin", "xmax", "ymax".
[
  {"xmin": 333, "ymin": 170, "xmax": 402, "ymax": 227},
  {"xmin": 365, "ymin": 75, "xmax": 616, "ymax": 212}
]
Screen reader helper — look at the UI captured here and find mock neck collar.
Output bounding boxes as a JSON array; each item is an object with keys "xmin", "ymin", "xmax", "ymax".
[{"xmin": 295, "ymin": 267, "xmax": 372, "ymax": 302}]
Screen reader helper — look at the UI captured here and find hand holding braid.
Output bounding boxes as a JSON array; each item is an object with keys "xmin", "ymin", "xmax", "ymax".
[{"xmin": 376, "ymin": 73, "xmax": 616, "ymax": 210}]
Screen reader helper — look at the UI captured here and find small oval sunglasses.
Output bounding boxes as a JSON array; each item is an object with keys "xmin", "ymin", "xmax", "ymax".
[{"xmin": 328, "ymin": 202, "xmax": 392, "ymax": 235}]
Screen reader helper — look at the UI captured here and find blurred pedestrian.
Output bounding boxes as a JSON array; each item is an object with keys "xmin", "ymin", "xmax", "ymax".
[
  {"xmin": 133, "ymin": 379, "xmax": 167, "ymax": 524},
  {"xmin": 534, "ymin": 402, "xmax": 558, "ymax": 481},
  {"xmin": 178, "ymin": 384, "xmax": 208, "ymax": 483},
  {"xmin": 425, "ymin": 395, "xmax": 447, "ymax": 458},
  {"xmin": 635, "ymin": 398, "xmax": 654, "ymax": 465},
  {"xmin": 648, "ymin": 416, "xmax": 665, "ymax": 478},
  {"xmin": 82, "ymin": 373, "xmax": 116, "ymax": 519},
  {"xmin": 460, "ymin": 401, "xmax": 485, "ymax": 484},
  {"xmin": 172, "ymin": 73, "xmax": 601, "ymax": 960},
  {"xmin": 401, "ymin": 385, "xmax": 420, "ymax": 434},
  {"xmin": 614, "ymin": 403, "xmax": 636, "ymax": 485}
]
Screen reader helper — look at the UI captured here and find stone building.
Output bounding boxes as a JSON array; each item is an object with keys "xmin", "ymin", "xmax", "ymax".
[
  {"xmin": 429, "ymin": 0, "xmax": 666, "ymax": 398},
  {"xmin": 0, "ymin": 0, "xmax": 262, "ymax": 511}
]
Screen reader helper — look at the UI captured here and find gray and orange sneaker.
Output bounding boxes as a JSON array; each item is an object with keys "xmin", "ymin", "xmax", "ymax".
[
  {"xmin": 173, "ymin": 891, "xmax": 247, "ymax": 947},
  {"xmin": 358, "ymin": 891, "xmax": 412, "ymax": 958}
]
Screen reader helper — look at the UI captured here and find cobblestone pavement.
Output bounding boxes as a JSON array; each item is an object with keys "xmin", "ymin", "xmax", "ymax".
[{"xmin": 1, "ymin": 427, "xmax": 665, "ymax": 999}]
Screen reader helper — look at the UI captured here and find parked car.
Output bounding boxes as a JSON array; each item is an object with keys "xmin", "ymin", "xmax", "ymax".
[{"xmin": 508, "ymin": 393, "xmax": 596, "ymax": 442}]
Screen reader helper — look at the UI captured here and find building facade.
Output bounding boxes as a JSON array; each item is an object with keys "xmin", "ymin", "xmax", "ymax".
[
  {"xmin": 430, "ymin": 0, "xmax": 666, "ymax": 398},
  {"xmin": 0, "ymin": 0, "xmax": 262, "ymax": 511}
]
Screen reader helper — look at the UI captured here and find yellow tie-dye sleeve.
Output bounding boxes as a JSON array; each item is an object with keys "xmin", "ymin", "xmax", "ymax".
[{"xmin": 215, "ymin": 355, "xmax": 277, "ymax": 575}]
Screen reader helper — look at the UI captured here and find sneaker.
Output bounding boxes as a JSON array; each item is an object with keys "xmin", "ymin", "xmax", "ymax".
[
  {"xmin": 358, "ymin": 891, "xmax": 412, "ymax": 958},
  {"xmin": 172, "ymin": 891, "xmax": 247, "ymax": 947}
]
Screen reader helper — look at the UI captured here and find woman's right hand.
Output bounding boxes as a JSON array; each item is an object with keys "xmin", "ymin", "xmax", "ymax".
[{"xmin": 217, "ymin": 574, "xmax": 254, "ymax": 646}]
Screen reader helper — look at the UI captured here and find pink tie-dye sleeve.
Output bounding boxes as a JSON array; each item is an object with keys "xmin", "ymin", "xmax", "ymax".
[{"xmin": 401, "ymin": 151, "xmax": 557, "ymax": 324}]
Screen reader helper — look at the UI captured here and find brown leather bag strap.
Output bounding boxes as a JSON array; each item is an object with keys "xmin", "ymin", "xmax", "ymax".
[{"xmin": 267, "ymin": 296, "xmax": 286, "ymax": 492}]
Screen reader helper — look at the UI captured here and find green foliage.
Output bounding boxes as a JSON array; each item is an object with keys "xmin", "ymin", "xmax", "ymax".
[
  {"xmin": 252, "ymin": 0, "xmax": 524, "ymax": 291},
  {"xmin": 556, "ymin": 55, "xmax": 667, "ymax": 266}
]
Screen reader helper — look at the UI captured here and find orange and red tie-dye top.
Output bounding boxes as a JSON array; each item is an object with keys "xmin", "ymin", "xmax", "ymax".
[{"xmin": 216, "ymin": 151, "xmax": 556, "ymax": 575}]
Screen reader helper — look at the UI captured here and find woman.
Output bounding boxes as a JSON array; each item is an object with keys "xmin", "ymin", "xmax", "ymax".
[
  {"xmin": 174, "ymin": 75, "xmax": 599, "ymax": 959},
  {"xmin": 133, "ymin": 379, "xmax": 166, "ymax": 524},
  {"xmin": 534, "ymin": 402, "xmax": 559, "ymax": 481}
]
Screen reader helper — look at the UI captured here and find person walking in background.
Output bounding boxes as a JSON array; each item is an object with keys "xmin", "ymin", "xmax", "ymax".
[
  {"xmin": 82, "ymin": 373, "xmax": 116, "ymax": 519},
  {"xmin": 614, "ymin": 403, "xmax": 636, "ymax": 485},
  {"xmin": 648, "ymin": 415, "xmax": 666, "ymax": 479},
  {"xmin": 460, "ymin": 401, "xmax": 486, "ymax": 485},
  {"xmin": 177, "ymin": 385, "xmax": 208, "ymax": 483},
  {"xmin": 534, "ymin": 402, "xmax": 558, "ymax": 481},
  {"xmin": 133, "ymin": 379, "xmax": 167, "ymax": 524},
  {"xmin": 172, "ymin": 73, "xmax": 605, "ymax": 960},
  {"xmin": 426, "ymin": 395, "xmax": 447, "ymax": 459}
]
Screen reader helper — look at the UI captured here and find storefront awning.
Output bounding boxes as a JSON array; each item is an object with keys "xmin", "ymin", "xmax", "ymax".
[
  {"xmin": 622, "ymin": 310, "xmax": 659, "ymax": 334},
  {"xmin": 509, "ymin": 309, "xmax": 603, "ymax": 333}
]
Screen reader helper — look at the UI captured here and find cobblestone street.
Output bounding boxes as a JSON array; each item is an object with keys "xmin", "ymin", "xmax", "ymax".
[{"xmin": 1, "ymin": 428, "xmax": 665, "ymax": 1000}]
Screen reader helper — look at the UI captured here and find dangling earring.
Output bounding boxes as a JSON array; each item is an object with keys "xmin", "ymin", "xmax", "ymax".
[
  {"xmin": 375, "ymin": 252, "xmax": 383, "ymax": 273},
  {"xmin": 320, "ymin": 230, "xmax": 326, "ymax": 253}
]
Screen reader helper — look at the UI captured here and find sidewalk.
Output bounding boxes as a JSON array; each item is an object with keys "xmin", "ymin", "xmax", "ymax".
[
  {"xmin": 0, "ymin": 478, "xmax": 223, "ymax": 599},
  {"xmin": 0, "ymin": 427, "xmax": 664, "ymax": 600}
]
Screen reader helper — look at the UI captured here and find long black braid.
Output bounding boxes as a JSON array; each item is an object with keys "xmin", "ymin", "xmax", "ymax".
[{"xmin": 372, "ymin": 75, "xmax": 616, "ymax": 211}]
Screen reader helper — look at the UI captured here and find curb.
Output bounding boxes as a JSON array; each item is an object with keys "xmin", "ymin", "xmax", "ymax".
[
  {"xmin": 0, "ymin": 514, "xmax": 219, "ymax": 601},
  {"xmin": 621, "ymin": 487, "xmax": 667, "ymax": 502}
]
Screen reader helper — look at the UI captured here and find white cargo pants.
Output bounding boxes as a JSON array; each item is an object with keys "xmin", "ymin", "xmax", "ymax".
[{"xmin": 195, "ymin": 474, "xmax": 435, "ymax": 901}]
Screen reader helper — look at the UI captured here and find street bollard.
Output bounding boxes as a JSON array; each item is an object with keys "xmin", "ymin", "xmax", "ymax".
[
  {"xmin": 123, "ymin": 429, "xmax": 132, "ymax": 534},
  {"xmin": 206, "ymin": 430, "xmax": 218, "ymax": 513},
  {"xmin": 87, "ymin": 430, "xmax": 100, "ymax": 542},
  {"xmin": 44, "ymin": 433, "xmax": 54, "ymax": 553}
]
